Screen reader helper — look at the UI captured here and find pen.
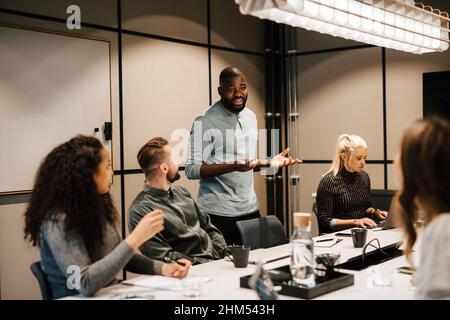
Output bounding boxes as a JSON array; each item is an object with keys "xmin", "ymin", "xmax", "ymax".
[
  {"xmin": 164, "ymin": 257, "xmax": 188, "ymax": 266},
  {"xmin": 248, "ymin": 254, "xmax": 290, "ymax": 265},
  {"xmin": 111, "ymin": 293, "xmax": 155, "ymax": 300},
  {"xmin": 330, "ymin": 238, "xmax": 343, "ymax": 247},
  {"xmin": 263, "ymin": 254, "xmax": 291, "ymax": 264},
  {"xmin": 315, "ymin": 238, "xmax": 335, "ymax": 243}
]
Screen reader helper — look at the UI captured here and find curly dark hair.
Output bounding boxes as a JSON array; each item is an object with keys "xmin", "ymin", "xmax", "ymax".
[{"xmin": 24, "ymin": 135, "xmax": 117, "ymax": 249}]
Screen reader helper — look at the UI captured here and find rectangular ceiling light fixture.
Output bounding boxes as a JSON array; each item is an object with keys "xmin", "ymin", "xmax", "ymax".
[{"xmin": 235, "ymin": 0, "xmax": 449, "ymax": 54}]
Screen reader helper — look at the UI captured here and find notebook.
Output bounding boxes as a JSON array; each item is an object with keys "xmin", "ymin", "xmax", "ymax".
[{"xmin": 248, "ymin": 246, "xmax": 291, "ymax": 264}]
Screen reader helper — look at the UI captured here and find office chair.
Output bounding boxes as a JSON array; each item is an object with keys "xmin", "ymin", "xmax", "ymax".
[
  {"xmin": 370, "ymin": 189, "xmax": 397, "ymax": 212},
  {"xmin": 236, "ymin": 215, "xmax": 288, "ymax": 250},
  {"xmin": 311, "ymin": 193, "xmax": 320, "ymax": 237},
  {"xmin": 310, "ymin": 211, "xmax": 320, "ymax": 237},
  {"xmin": 30, "ymin": 261, "xmax": 52, "ymax": 300}
]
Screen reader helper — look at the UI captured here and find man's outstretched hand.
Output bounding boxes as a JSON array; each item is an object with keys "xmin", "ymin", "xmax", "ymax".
[
  {"xmin": 233, "ymin": 148, "xmax": 302, "ymax": 172},
  {"xmin": 268, "ymin": 148, "xmax": 302, "ymax": 168}
]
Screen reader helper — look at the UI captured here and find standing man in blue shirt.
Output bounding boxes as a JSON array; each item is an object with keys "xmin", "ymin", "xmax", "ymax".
[{"xmin": 185, "ymin": 67, "xmax": 301, "ymax": 245}]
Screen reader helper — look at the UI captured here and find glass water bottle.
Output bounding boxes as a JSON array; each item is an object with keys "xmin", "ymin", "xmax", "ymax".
[{"xmin": 290, "ymin": 212, "xmax": 315, "ymax": 287}]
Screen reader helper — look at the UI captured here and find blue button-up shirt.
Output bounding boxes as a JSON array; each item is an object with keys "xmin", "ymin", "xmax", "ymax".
[{"xmin": 185, "ymin": 101, "xmax": 259, "ymax": 217}]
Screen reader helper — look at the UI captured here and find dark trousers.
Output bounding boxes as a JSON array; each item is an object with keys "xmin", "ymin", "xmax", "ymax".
[{"xmin": 210, "ymin": 211, "xmax": 260, "ymax": 246}]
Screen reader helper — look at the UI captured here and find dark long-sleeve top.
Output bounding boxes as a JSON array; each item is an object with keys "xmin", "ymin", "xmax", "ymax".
[
  {"xmin": 128, "ymin": 183, "xmax": 228, "ymax": 265},
  {"xmin": 316, "ymin": 166, "xmax": 372, "ymax": 232},
  {"xmin": 40, "ymin": 214, "xmax": 163, "ymax": 299}
]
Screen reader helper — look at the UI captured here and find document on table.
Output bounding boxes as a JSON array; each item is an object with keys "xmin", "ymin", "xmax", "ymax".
[
  {"xmin": 248, "ymin": 247, "xmax": 291, "ymax": 264},
  {"xmin": 122, "ymin": 275, "xmax": 183, "ymax": 291},
  {"xmin": 122, "ymin": 275, "xmax": 213, "ymax": 291}
]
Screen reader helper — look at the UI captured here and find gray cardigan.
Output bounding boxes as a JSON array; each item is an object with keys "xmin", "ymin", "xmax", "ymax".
[
  {"xmin": 415, "ymin": 213, "xmax": 450, "ymax": 300},
  {"xmin": 40, "ymin": 214, "xmax": 163, "ymax": 299}
]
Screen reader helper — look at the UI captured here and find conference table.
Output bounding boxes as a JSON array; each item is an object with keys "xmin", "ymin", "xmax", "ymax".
[{"xmin": 65, "ymin": 228, "xmax": 415, "ymax": 300}]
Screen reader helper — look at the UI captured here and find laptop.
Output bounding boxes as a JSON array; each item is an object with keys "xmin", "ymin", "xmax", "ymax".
[
  {"xmin": 372, "ymin": 213, "xmax": 395, "ymax": 229},
  {"xmin": 366, "ymin": 190, "xmax": 397, "ymax": 230},
  {"xmin": 367, "ymin": 206, "xmax": 397, "ymax": 230}
]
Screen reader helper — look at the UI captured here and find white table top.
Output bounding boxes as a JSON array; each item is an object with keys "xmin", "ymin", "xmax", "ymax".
[{"xmin": 64, "ymin": 228, "xmax": 414, "ymax": 300}]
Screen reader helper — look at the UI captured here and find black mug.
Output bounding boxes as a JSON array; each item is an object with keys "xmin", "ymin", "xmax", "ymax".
[
  {"xmin": 226, "ymin": 245, "xmax": 250, "ymax": 268},
  {"xmin": 351, "ymin": 228, "xmax": 368, "ymax": 248}
]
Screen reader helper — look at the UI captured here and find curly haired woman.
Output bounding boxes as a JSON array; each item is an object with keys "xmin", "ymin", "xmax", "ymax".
[{"xmin": 24, "ymin": 135, "xmax": 190, "ymax": 299}]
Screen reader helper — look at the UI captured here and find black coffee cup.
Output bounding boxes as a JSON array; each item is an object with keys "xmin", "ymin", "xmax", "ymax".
[
  {"xmin": 227, "ymin": 245, "xmax": 250, "ymax": 268},
  {"xmin": 351, "ymin": 228, "xmax": 367, "ymax": 248}
]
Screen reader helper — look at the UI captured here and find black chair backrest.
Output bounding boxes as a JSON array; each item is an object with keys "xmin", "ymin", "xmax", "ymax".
[
  {"xmin": 30, "ymin": 261, "xmax": 52, "ymax": 300},
  {"xmin": 370, "ymin": 189, "xmax": 397, "ymax": 212},
  {"xmin": 236, "ymin": 216, "xmax": 288, "ymax": 250}
]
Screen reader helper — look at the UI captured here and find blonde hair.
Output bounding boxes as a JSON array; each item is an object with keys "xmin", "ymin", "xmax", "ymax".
[{"xmin": 325, "ymin": 134, "xmax": 367, "ymax": 176}]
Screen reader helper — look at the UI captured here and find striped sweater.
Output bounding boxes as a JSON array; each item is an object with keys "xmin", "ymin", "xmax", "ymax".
[{"xmin": 316, "ymin": 166, "xmax": 371, "ymax": 232}]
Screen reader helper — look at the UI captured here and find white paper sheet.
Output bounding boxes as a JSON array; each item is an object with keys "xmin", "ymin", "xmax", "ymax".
[
  {"xmin": 122, "ymin": 275, "xmax": 213, "ymax": 292},
  {"xmin": 248, "ymin": 248, "xmax": 291, "ymax": 264},
  {"xmin": 122, "ymin": 275, "xmax": 183, "ymax": 291}
]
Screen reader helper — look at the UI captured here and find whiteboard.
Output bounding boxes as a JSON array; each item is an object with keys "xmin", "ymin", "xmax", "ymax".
[{"xmin": 0, "ymin": 25, "xmax": 112, "ymax": 194}]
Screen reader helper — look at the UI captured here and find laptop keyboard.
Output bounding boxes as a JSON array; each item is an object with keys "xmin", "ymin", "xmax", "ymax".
[{"xmin": 365, "ymin": 221, "xmax": 386, "ymax": 229}]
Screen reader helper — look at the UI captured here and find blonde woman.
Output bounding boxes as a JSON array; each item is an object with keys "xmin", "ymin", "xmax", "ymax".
[
  {"xmin": 394, "ymin": 117, "xmax": 450, "ymax": 299},
  {"xmin": 316, "ymin": 134, "xmax": 387, "ymax": 232}
]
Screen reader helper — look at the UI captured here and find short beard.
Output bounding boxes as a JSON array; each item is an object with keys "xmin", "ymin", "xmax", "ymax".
[
  {"xmin": 168, "ymin": 171, "xmax": 181, "ymax": 183},
  {"xmin": 222, "ymin": 98, "xmax": 246, "ymax": 113}
]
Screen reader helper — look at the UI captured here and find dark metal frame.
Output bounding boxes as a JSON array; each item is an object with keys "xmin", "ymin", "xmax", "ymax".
[
  {"xmin": 265, "ymin": 27, "xmax": 393, "ymax": 237},
  {"xmin": 1, "ymin": 2, "xmax": 394, "ymax": 238}
]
